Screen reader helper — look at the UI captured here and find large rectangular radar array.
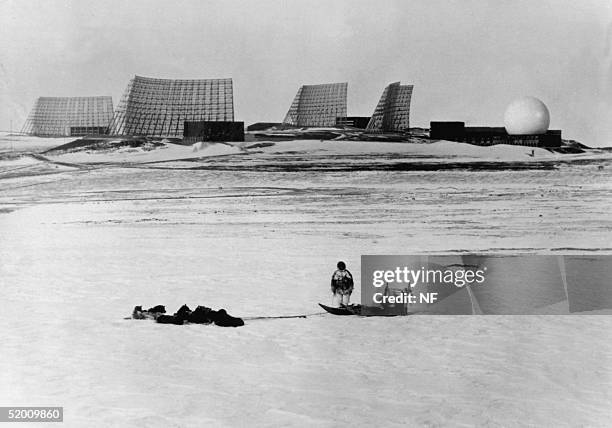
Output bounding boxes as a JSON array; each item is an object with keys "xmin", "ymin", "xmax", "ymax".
[
  {"xmin": 283, "ymin": 82, "xmax": 347, "ymax": 127},
  {"xmin": 366, "ymin": 82, "xmax": 413, "ymax": 132},
  {"xmin": 21, "ymin": 96, "xmax": 114, "ymax": 137},
  {"xmin": 108, "ymin": 76, "xmax": 234, "ymax": 137}
]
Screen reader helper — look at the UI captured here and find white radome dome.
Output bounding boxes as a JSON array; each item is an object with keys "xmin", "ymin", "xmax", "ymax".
[{"xmin": 504, "ymin": 96, "xmax": 550, "ymax": 135}]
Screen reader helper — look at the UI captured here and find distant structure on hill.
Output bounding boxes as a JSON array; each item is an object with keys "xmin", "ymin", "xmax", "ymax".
[
  {"xmin": 335, "ymin": 116, "xmax": 371, "ymax": 129},
  {"xmin": 430, "ymin": 122, "xmax": 562, "ymax": 147},
  {"xmin": 107, "ymin": 76, "xmax": 234, "ymax": 137},
  {"xmin": 366, "ymin": 82, "xmax": 413, "ymax": 133},
  {"xmin": 283, "ymin": 82, "xmax": 347, "ymax": 127},
  {"xmin": 21, "ymin": 96, "xmax": 114, "ymax": 137},
  {"xmin": 183, "ymin": 121, "xmax": 244, "ymax": 142},
  {"xmin": 246, "ymin": 122, "xmax": 283, "ymax": 132}
]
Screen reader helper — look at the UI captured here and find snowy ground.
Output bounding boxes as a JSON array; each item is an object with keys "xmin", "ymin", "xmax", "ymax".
[{"xmin": 1, "ymin": 134, "xmax": 612, "ymax": 426}]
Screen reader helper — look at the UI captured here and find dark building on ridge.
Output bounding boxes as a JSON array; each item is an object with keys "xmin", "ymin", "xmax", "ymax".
[
  {"xmin": 183, "ymin": 121, "xmax": 244, "ymax": 143},
  {"xmin": 335, "ymin": 116, "xmax": 371, "ymax": 129},
  {"xmin": 246, "ymin": 122, "xmax": 283, "ymax": 132}
]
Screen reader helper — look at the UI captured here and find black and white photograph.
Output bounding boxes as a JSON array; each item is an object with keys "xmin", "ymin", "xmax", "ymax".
[{"xmin": 1, "ymin": 0, "xmax": 611, "ymax": 426}]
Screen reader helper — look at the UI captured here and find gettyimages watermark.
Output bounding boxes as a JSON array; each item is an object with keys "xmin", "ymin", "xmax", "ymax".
[{"xmin": 361, "ymin": 255, "xmax": 612, "ymax": 315}]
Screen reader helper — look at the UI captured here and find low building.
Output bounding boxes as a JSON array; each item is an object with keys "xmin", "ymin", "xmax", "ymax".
[
  {"xmin": 335, "ymin": 116, "xmax": 371, "ymax": 129},
  {"xmin": 246, "ymin": 122, "xmax": 283, "ymax": 132},
  {"xmin": 183, "ymin": 121, "xmax": 244, "ymax": 143},
  {"xmin": 430, "ymin": 121, "xmax": 562, "ymax": 147}
]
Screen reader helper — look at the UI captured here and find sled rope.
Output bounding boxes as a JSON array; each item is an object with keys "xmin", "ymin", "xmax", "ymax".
[{"xmin": 242, "ymin": 312, "xmax": 326, "ymax": 321}]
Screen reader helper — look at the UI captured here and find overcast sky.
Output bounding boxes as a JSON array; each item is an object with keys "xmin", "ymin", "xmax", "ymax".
[{"xmin": 1, "ymin": 0, "xmax": 611, "ymax": 145}]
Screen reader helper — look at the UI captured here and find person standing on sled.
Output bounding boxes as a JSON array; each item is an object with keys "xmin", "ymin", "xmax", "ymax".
[{"xmin": 331, "ymin": 261, "xmax": 354, "ymax": 307}]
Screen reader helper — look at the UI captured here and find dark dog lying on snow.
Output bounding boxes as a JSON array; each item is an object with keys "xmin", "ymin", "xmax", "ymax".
[
  {"xmin": 134, "ymin": 304, "xmax": 244, "ymax": 327},
  {"xmin": 132, "ymin": 305, "xmax": 166, "ymax": 320}
]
